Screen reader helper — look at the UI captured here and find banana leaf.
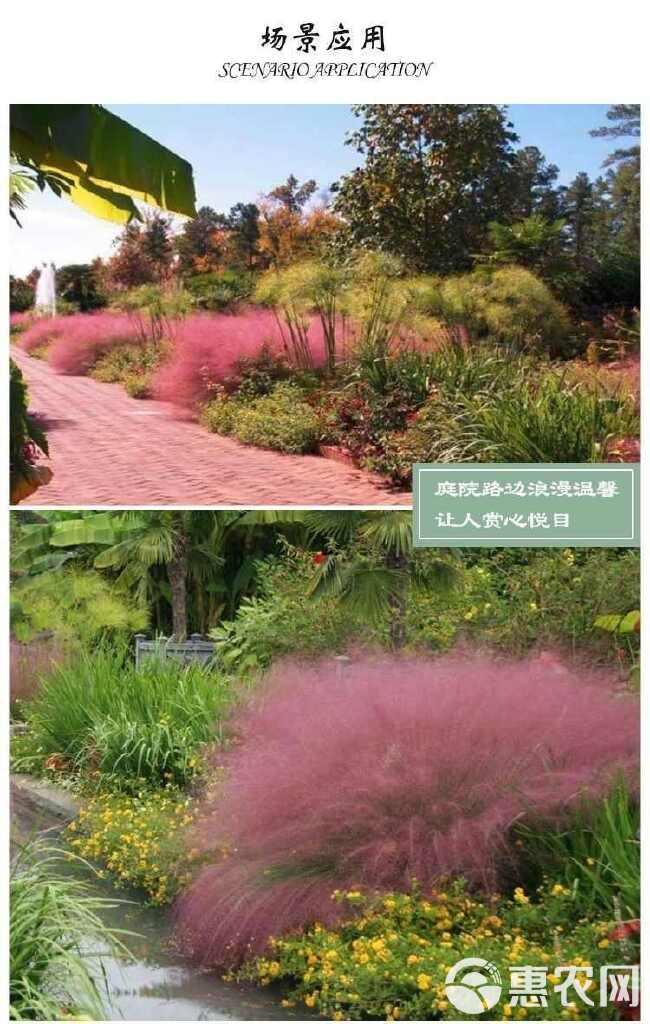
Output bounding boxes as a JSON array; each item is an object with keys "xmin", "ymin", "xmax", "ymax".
[{"xmin": 11, "ymin": 104, "xmax": 196, "ymax": 223}]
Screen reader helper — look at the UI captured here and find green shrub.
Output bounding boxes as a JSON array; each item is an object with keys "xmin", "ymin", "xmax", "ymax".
[
  {"xmin": 23, "ymin": 648, "xmax": 233, "ymax": 789},
  {"xmin": 10, "ymin": 843, "xmax": 124, "ymax": 1020},
  {"xmin": 211, "ymin": 551, "xmax": 365, "ymax": 672},
  {"xmin": 232, "ymin": 344, "xmax": 296, "ymax": 399},
  {"xmin": 203, "ymin": 383, "xmax": 320, "ymax": 454},
  {"xmin": 185, "ymin": 270, "xmax": 254, "ymax": 311},
  {"xmin": 375, "ymin": 370, "xmax": 639, "ymax": 480},
  {"xmin": 91, "ymin": 339, "xmax": 164, "ymax": 387},
  {"xmin": 419, "ymin": 266, "xmax": 572, "ymax": 356},
  {"xmin": 11, "ymin": 567, "xmax": 147, "ymax": 648},
  {"xmin": 123, "ymin": 371, "xmax": 152, "ymax": 399},
  {"xmin": 321, "ymin": 345, "xmax": 533, "ymax": 468},
  {"xmin": 200, "ymin": 392, "xmax": 238, "ymax": 435},
  {"xmin": 405, "ymin": 548, "xmax": 640, "ymax": 669}
]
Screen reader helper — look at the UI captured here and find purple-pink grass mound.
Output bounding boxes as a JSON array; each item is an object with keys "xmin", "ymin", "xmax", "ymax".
[
  {"xmin": 18, "ymin": 312, "xmax": 141, "ymax": 373},
  {"xmin": 10, "ymin": 636, "xmax": 66, "ymax": 710},
  {"xmin": 46, "ymin": 313, "xmax": 140, "ymax": 374},
  {"xmin": 17, "ymin": 315, "xmax": 70, "ymax": 354},
  {"xmin": 151, "ymin": 311, "xmax": 330, "ymax": 410},
  {"xmin": 175, "ymin": 652, "xmax": 638, "ymax": 968}
]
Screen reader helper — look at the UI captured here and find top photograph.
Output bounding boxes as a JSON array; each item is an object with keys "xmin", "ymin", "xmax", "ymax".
[{"xmin": 9, "ymin": 103, "xmax": 640, "ymax": 508}]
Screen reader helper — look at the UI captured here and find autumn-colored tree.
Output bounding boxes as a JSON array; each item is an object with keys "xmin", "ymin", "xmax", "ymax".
[
  {"xmin": 106, "ymin": 222, "xmax": 155, "ymax": 289},
  {"xmin": 106, "ymin": 212, "xmax": 176, "ymax": 288},
  {"xmin": 258, "ymin": 174, "xmax": 341, "ymax": 269},
  {"xmin": 175, "ymin": 206, "xmax": 230, "ymax": 274}
]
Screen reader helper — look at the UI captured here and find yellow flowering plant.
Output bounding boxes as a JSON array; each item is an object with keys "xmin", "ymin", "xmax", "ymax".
[
  {"xmin": 243, "ymin": 881, "xmax": 635, "ymax": 1021},
  {"xmin": 65, "ymin": 789, "xmax": 205, "ymax": 905}
]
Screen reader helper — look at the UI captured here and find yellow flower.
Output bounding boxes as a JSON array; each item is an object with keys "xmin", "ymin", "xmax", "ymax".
[
  {"xmin": 417, "ymin": 973, "xmax": 431, "ymax": 992},
  {"xmin": 598, "ymin": 939, "xmax": 610, "ymax": 949},
  {"xmin": 513, "ymin": 887, "xmax": 529, "ymax": 904},
  {"xmin": 304, "ymin": 994, "xmax": 317, "ymax": 1008}
]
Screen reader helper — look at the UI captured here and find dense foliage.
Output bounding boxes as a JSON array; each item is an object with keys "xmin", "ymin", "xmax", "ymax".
[
  {"xmin": 20, "ymin": 649, "xmax": 233, "ymax": 789},
  {"xmin": 9, "ymin": 360, "xmax": 49, "ymax": 500}
]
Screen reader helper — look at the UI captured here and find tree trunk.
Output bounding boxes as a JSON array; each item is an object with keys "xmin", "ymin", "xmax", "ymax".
[
  {"xmin": 168, "ymin": 531, "xmax": 188, "ymax": 640},
  {"xmin": 386, "ymin": 551, "xmax": 408, "ymax": 650}
]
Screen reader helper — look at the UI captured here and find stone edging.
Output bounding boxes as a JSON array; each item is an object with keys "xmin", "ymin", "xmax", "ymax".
[{"xmin": 10, "ymin": 773, "xmax": 81, "ymax": 823}]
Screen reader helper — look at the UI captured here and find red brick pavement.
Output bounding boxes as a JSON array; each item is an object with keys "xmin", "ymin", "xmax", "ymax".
[{"xmin": 13, "ymin": 348, "xmax": 412, "ymax": 508}]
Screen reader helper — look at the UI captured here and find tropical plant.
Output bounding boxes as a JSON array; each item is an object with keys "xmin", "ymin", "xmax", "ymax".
[
  {"xmin": 12, "ymin": 510, "xmax": 305, "ymax": 639},
  {"xmin": 299, "ymin": 510, "xmax": 458, "ymax": 649},
  {"xmin": 10, "ymin": 104, "xmax": 196, "ymax": 224},
  {"xmin": 482, "ymin": 215, "xmax": 568, "ymax": 278},
  {"xmin": 112, "ymin": 284, "xmax": 192, "ymax": 344},
  {"xmin": 255, "ymin": 269, "xmax": 316, "ymax": 370},
  {"xmin": 347, "ymin": 252, "xmax": 414, "ymax": 391},
  {"xmin": 9, "ymin": 360, "xmax": 50, "ymax": 505},
  {"xmin": 210, "ymin": 548, "xmax": 361, "ymax": 672},
  {"xmin": 11, "ymin": 566, "xmax": 147, "ymax": 647}
]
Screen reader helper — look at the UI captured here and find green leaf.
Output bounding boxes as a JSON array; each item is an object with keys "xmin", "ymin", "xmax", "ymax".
[{"xmin": 11, "ymin": 105, "xmax": 196, "ymax": 223}]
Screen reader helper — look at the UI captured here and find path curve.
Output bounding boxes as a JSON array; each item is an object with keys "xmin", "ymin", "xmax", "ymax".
[{"xmin": 13, "ymin": 348, "xmax": 411, "ymax": 507}]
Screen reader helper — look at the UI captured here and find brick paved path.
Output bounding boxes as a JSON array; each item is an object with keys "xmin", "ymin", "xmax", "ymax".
[{"xmin": 13, "ymin": 349, "xmax": 411, "ymax": 507}]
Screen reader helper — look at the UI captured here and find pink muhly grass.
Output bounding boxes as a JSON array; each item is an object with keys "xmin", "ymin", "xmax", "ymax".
[
  {"xmin": 174, "ymin": 652, "xmax": 638, "ymax": 968},
  {"xmin": 10, "ymin": 636, "xmax": 66, "ymax": 710},
  {"xmin": 45, "ymin": 313, "xmax": 140, "ymax": 374},
  {"xmin": 10, "ymin": 312, "xmax": 32, "ymax": 330},
  {"xmin": 151, "ymin": 311, "xmax": 330, "ymax": 410},
  {"xmin": 17, "ymin": 315, "xmax": 70, "ymax": 354}
]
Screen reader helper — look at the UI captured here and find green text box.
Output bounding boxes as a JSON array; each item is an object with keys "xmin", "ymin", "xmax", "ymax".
[{"xmin": 413, "ymin": 464, "xmax": 639, "ymax": 547}]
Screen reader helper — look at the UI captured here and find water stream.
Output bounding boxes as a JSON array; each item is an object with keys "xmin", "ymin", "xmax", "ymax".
[{"xmin": 12, "ymin": 789, "xmax": 307, "ymax": 1021}]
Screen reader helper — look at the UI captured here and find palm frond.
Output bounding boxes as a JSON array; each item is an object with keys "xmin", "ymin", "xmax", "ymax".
[
  {"xmin": 360, "ymin": 511, "xmax": 413, "ymax": 557},
  {"xmin": 302, "ymin": 511, "xmax": 367, "ymax": 544}
]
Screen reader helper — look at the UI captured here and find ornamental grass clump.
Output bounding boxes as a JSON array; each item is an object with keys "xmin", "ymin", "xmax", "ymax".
[
  {"xmin": 151, "ymin": 311, "xmax": 330, "ymax": 411},
  {"xmin": 17, "ymin": 314, "xmax": 70, "ymax": 355},
  {"xmin": 26, "ymin": 648, "xmax": 232, "ymax": 789},
  {"xmin": 175, "ymin": 653, "xmax": 638, "ymax": 967},
  {"xmin": 10, "ymin": 843, "xmax": 125, "ymax": 1020},
  {"xmin": 43, "ymin": 313, "xmax": 140, "ymax": 374}
]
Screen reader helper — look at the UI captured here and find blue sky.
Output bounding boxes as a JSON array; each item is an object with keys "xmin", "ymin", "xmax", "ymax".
[{"xmin": 10, "ymin": 104, "xmax": 616, "ymax": 276}]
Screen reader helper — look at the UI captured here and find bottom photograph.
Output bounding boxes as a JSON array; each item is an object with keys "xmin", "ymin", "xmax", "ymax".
[{"xmin": 10, "ymin": 510, "xmax": 640, "ymax": 1022}]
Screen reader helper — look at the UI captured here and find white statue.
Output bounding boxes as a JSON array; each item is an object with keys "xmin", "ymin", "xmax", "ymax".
[{"xmin": 34, "ymin": 262, "xmax": 56, "ymax": 316}]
